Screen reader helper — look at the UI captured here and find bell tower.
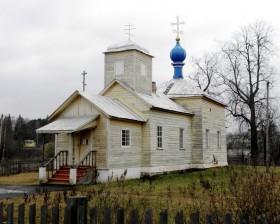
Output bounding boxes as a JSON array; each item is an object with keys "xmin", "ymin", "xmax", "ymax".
[{"xmin": 103, "ymin": 25, "xmax": 154, "ymax": 95}]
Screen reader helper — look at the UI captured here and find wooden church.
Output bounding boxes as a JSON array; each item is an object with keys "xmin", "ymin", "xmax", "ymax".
[{"xmin": 37, "ymin": 23, "xmax": 227, "ymax": 184}]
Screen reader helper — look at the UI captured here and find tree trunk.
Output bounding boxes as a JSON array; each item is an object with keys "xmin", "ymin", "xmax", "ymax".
[{"xmin": 250, "ymin": 109, "xmax": 258, "ymax": 165}]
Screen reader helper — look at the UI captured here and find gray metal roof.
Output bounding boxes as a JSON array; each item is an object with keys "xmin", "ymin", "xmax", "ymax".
[
  {"xmin": 80, "ymin": 92, "xmax": 146, "ymax": 122},
  {"xmin": 105, "ymin": 40, "xmax": 151, "ymax": 56},
  {"xmin": 136, "ymin": 91, "xmax": 193, "ymax": 115},
  {"xmin": 36, "ymin": 115, "xmax": 98, "ymax": 133},
  {"xmin": 157, "ymin": 78, "xmax": 225, "ymax": 105}
]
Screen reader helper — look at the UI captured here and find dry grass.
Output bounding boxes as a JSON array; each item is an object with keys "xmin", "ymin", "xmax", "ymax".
[
  {"xmin": 0, "ymin": 172, "xmax": 39, "ymax": 185},
  {"xmin": 1, "ymin": 167, "xmax": 280, "ymax": 223}
]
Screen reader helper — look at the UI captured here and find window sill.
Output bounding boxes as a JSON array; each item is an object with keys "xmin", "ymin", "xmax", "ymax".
[
  {"xmin": 179, "ymin": 148, "xmax": 186, "ymax": 150},
  {"xmin": 157, "ymin": 148, "xmax": 164, "ymax": 150},
  {"xmin": 121, "ymin": 146, "xmax": 131, "ymax": 149}
]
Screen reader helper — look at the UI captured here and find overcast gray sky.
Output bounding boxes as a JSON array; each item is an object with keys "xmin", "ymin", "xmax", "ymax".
[{"xmin": 1, "ymin": 0, "xmax": 280, "ymax": 119}]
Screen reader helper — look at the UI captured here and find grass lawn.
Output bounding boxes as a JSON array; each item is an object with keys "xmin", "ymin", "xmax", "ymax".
[{"xmin": 0, "ymin": 172, "xmax": 39, "ymax": 185}]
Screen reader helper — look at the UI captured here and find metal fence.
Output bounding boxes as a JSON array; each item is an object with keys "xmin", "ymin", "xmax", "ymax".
[{"xmin": 0, "ymin": 161, "xmax": 41, "ymax": 176}]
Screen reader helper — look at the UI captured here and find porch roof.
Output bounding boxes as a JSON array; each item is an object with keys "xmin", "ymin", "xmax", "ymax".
[{"xmin": 36, "ymin": 115, "xmax": 99, "ymax": 134}]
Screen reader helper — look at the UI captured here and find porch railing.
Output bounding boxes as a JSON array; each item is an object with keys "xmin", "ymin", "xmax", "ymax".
[
  {"xmin": 76, "ymin": 150, "xmax": 96, "ymax": 183},
  {"xmin": 44, "ymin": 150, "xmax": 68, "ymax": 181},
  {"xmin": 76, "ymin": 150, "xmax": 96, "ymax": 168}
]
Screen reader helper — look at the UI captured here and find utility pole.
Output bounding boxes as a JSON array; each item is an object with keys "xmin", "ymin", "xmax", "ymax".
[
  {"xmin": 2, "ymin": 124, "xmax": 6, "ymax": 161},
  {"xmin": 266, "ymin": 81, "xmax": 270, "ymax": 171},
  {"xmin": 0, "ymin": 114, "xmax": 3, "ymax": 158}
]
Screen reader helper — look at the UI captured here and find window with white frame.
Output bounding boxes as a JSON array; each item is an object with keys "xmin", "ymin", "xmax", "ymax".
[
  {"xmin": 121, "ymin": 128, "xmax": 130, "ymax": 147},
  {"xmin": 179, "ymin": 128, "xmax": 184, "ymax": 149},
  {"xmin": 114, "ymin": 61, "xmax": 124, "ymax": 76},
  {"xmin": 217, "ymin": 131, "xmax": 221, "ymax": 148},
  {"xmin": 157, "ymin": 126, "xmax": 163, "ymax": 148},
  {"xmin": 141, "ymin": 62, "xmax": 147, "ymax": 77},
  {"xmin": 206, "ymin": 129, "xmax": 210, "ymax": 148}
]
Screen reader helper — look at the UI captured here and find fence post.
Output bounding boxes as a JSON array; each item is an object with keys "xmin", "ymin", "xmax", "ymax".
[
  {"xmin": 77, "ymin": 205, "xmax": 86, "ymax": 224},
  {"xmin": 41, "ymin": 204, "xmax": 48, "ymax": 224},
  {"xmin": 18, "ymin": 203, "xmax": 25, "ymax": 224},
  {"xmin": 190, "ymin": 211, "xmax": 199, "ymax": 224},
  {"xmin": 258, "ymin": 214, "xmax": 269, "ymax": 224},
  {"xmin": 7, "ymin": 203, "xmax": 14, "ymax": 224},
  {"xmin": 116, "ymin": 208, "xmax": 124, "ymax": 224},
  {"xmin": 160, "ymin": 209, "xmax": 168, "ymax": 224},
  {"xmin": 207, "ymin": 212, "xmax": 217, "ymax": 224},
  {"xmin": 145, "ymin": 208, "xmax": 153, "ymax": 224},
  {"xmin": 240, "ymin": 211, "xmax": 249, "ymax": 224},
  {"xmin": 39, "ymin": 167, "xmax": 47, "ymax": 184},
  {"xmin": 130, "ymin": 209, "xmax": 139, "ymax": 224},
  {"xmin": 0, "ymin": 202, "xmax": 3, "ymax": 224},
  {"xmin": 224, "ymin": 212, "xmax": 232, "ymax": 224},
  {"xmin": 66, "ymin": 196, "xmax": 88, "ymax": 224},
  {"xmin": 64, "ymin": 207, "xmax": 70, "ymax": 224},
  {"xmin": 89, "ymin": 207, "xmax": 97, "ymax": 224},
  {"xmin": 29, "ymin": 204, "xmax": 36, "ymax": 224},
  {"xmin": 104, "ymin": 208, "xmax": 111, "ymax": 224},
  {"xmin": 52, "ymin": 205, "xmax": 60, "ymax": 224},
  {"xmin": 175, "ymin": 211, "xmax": 184, "ymax": 224}
]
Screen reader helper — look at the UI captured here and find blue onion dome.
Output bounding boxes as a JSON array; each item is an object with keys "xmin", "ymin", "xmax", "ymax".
[{"xmin": 170, "ymin": 40, "xmax": 186, "ymax": 62}]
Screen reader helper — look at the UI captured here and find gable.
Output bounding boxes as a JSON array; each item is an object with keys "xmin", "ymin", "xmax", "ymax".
[
  {"xmin": 58, "ymin": 95, "xmax": 100, "ymax": 119},
  {"xmin": 101, "ymin": 81, "xmax": 150, "ymax": 112}
]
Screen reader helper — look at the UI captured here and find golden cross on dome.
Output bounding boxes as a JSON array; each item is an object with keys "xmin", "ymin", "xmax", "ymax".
[{"xmin": 171, "ymin": 16, "xmax": 185, "ymax": 41}]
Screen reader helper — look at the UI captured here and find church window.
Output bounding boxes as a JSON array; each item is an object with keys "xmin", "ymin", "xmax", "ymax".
[
  {"xmin": 157, "ymin": 126, "xmax": 163, "ymax": 148},
  {"xmin": 206, "ymin": 129, "xmax": 210, "ymax": 148},
  {"xmin": 114, "ymin": 61, "xmax": 124, "ymax": 76},
  {"xmin": 121, "ymin": 128, "xmax": 130, "ymax": 147},
  {"xmin": 141, "ymin": 62, "xmax": 147, "ymax": 77},
  {"xmin": 179, "ymin": 128, "xmax": 184, "ymax": 149},
  {"xmin": 217, "ymin": 131, "xmax": 221, "ymax": 148}
]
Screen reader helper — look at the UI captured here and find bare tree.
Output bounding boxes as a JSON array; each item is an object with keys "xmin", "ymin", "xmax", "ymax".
[
  {"xmin": 189, "ymin": 52, "xmax": 220, "ymax": 95},
  {"xmin": 220, "ymin": 21, "xmax": 275, "ymax": 164}
]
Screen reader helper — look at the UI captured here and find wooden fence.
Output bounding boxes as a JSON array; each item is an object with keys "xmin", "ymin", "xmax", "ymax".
[
  {"xmin": 0, "ymin": 161, "xmax": 42, "ymax": 176},
  {"xmin": 0, "ymin": 197, "xmax": 274, "ymax": 224}
]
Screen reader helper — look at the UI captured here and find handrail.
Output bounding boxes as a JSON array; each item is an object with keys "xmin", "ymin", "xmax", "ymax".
[
  {"xmin": 44, "ymin": 150, "xmax": 68, "ymax": 182},
  {"xmin": 44, "ymin": 150, "xmax": 68, "ymax": 167},
  {"xmin": 76, "ymin": 150, "xmax": 97, "ymax": 183},
  {"xmin": 76, "ymin": 150, "xmax": 96, "ymax": 168}
]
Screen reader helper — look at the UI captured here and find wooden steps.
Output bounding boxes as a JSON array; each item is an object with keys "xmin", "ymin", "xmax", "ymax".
[{"xmin": 47, "ymin": 166, "xmax": 90, "ymax": 185}]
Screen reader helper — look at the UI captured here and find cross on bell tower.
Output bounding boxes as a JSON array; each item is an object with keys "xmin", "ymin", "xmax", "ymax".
[
  {"xmin": 124, "ymin": 22, "xmax": 135, "ymax": 40},
  {"xmin": 171, "ymin": 16, "xmax": 185, "ymax": 41}
]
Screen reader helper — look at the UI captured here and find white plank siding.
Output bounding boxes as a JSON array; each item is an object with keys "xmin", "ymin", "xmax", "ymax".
[
  {"xmin": 57, "ymin": 95, "xmax": 108, "ymax": 168},
  {"xmin": 174, "ymin": 98, "xmax": 204, "ymax": 165},
  {"xmin": 108, "ymin": 120, "xmax": 142, "ymax": 169},
  {"xmin": 201, "ymin": 99, "xmax": 227, "ymax": 166},
  {"xmin": 149, "ymin": 110, "xmax": 192, "ymax": 168},
  {"xmin": 104, "ymin": 50, "xmax": 152, "ymax": 95},
  {"xmin": 56, "ymin": 133, "xmax": 68, "ymax": 153},
  {"xmin": 174, "ymin": 97, "xmax": 227, "ymax": 167},
  {"xmin": 103, "ymin": 82, "xmax": 150, "ymax": 112}
]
